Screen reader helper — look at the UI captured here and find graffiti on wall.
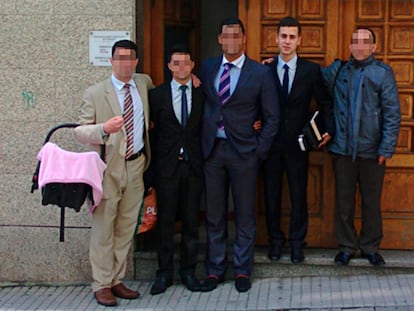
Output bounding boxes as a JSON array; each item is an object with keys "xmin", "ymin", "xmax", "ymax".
[{"xmin": 22, "ymin": 90, "xmax": 36, "ymax": 108}]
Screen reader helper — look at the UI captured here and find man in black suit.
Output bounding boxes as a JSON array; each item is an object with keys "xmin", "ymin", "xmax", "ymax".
[
  {"xmin": 263, "ymin": 17, "xmax": 334, "ymax": 264},
  {"xmin": 200, "ymin": 18, "xmax": 280, "ymax": 293},
  {"xmin": 149, "ymin": 45, "xmax": 204, "ymax": 295}
]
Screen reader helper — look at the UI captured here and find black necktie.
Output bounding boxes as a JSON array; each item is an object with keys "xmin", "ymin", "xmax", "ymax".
[
  {"xmin": 179, "ymin": 85, "xmax": 188, "ymax": 127},
  {"xmin": 282, "ymin": 63, "xmax": 289, "ymax": 102},
  {"xmin": 179, "ymin": 85, "xmax": 188, "ymax": 160}
]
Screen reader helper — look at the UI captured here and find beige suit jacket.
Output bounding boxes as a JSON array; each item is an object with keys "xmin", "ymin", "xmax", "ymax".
[{"xmin": 74, "ymin": 73, "xmax": 154, "ymax": 199}]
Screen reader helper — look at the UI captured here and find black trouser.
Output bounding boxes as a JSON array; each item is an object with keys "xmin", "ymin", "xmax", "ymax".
[
  {"xmin": 155, "ymin": 161, "xmax": 203, "ymax": 277},
  {"xmin": 263, "ymin": 146, "xmax": 309, "ymax": 249},
  {"xmin": 332, "ymin": 155, "xmax": 385, "ymax": 254}
]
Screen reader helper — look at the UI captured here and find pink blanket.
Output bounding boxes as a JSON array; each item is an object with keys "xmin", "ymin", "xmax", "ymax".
[{"xmin": 37, "ymin": 142, "xmax": 106, "ymax": 213}]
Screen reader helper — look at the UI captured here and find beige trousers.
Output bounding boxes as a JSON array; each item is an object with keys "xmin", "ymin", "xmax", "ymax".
[{"xmin": 90, "ymin": 154, "xmax": 145, "ymax": 292}]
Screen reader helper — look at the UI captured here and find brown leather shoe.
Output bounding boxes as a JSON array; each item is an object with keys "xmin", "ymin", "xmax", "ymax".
[
  {"xmin": 111, "ymin": 283, "xmax": 140, "ymax": 299},
  {"xmin": 94, "ymin": 288, "xmax": 117, "ymax": 306}
]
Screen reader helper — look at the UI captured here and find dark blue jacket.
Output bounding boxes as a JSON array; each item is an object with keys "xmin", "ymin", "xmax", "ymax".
[{"xmin": 200, "ymin": 55, "xmax": 280, "ymax": 160}]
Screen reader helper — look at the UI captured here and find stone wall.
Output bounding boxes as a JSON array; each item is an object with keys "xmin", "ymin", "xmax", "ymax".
[{"xmin": 0, "ymin": 0, "xmax": 136, "ymax": 283}]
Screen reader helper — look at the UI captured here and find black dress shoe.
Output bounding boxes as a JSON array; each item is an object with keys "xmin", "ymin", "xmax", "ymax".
[
  {"xmin": 334, "ymin": 251, "xmax": 353, "ymax": 265},
  {"xmin": 181, "ymin": 273, "xmax": 202, "ymax": 291},
  {"xmin": 290, "ymin": 247, "xmax": 304, "ymax": 264},
  {"xmin": 361, "ymin": 251, "xmax": 386, "ymax": 266},
  {"xmin": 268, "ymin": 245, "xmax": 282, "ymax": 261},
  {"xmin": 150, "ymin": 275, "xmax": 173, "ymax": 295},
  {"xmin": 200, "ymin": 275, "xmax": 224, "ymax": 292},
  {"xmin": 235, "ymin": 275, "xmax": 251, "ymax": 293}
]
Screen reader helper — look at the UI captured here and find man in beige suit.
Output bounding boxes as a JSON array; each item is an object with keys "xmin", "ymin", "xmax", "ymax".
[{"xmin": 74, "ymin": 40, "xmax": 154, "ymax": 306}]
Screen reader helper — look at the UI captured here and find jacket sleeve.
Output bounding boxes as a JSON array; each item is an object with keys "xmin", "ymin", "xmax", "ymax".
[
  {"xmin": 378, "ymin": 67, "xmax": 401, "ymax": 158},
  {"xmin": 321, "ymin": 59, "xmax": 342, "ymax": 96},
  {"xmin": 74, "ymin": 88, "xmax": 106, "ymax": 145},
  {"xmin": 314, "ymin": 65, "xmax": 335, "ymax": 137}
]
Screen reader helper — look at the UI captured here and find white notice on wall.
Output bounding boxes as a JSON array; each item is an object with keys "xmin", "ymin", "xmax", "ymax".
[{"xmin": 89, "ymin": 31, "xmax": 131, "ymax": 66}]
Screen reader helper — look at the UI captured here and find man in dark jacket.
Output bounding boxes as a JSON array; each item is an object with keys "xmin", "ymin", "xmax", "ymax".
[
  {"xmin": 149, "ymin": 44, "xmax": 204, "ymax": 295},
  {"xmin": 263, "ymin": 16, "xmax": 334, "ymax": 264},
  {"xmin": 200, "ymin": 18, "xmax": 280, "ymax": 293},
  {"xmin": 322, "ymin": 28, "xmax": 401, "ymax": 266}
]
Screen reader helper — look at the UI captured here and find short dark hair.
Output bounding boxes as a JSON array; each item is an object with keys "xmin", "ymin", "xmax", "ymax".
[
  {"xmin": 218, "ymin": 18, "xmax": 245, "ymax": 35},
  {"xmin": 278, "ymin": 16, "xmax": 301, "ymax": 35},
  {"xmin": 111, "ymin": 40, "xmax": 138, "ymax": 58},
  {"xmin": 168, "ymin": 44, "xmax": 192, "ymax": 62},
  {"xmin": 355, "ymin": 27, "xmax": 376, "ymax": 43}
]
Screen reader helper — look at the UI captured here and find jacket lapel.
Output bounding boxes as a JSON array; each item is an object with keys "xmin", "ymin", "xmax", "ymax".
[
  {"xmin": 188, "ymin": 85, "xmax": 202, "ymax": 125},
  {"xmin": 134, "ymin": 75, "xmax": 150, "ymax": 133},
  {"xmin": 231, "ymin": 57, "xmax": 251, "ymax": 100},
  {"xmin": 164, "ymin": 83, "xmax": 181, "ymax": 126},
  {"xmin": 206, "ymin": 58, "xmax": 223, "ymax": 103},
  {"xmin": 104, "ymin": 79, "xmax": 126, "ymax": 136},
  {"xmin": 289, "ymin": 58, "xmax": 305, "ymax": 97}
]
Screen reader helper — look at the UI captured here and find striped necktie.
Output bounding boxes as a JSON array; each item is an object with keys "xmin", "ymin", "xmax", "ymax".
[
  {"xmin": 218, "ymin": 63, "xmax": 233, "ymax": 104},
  {"xmin": 123, "ymin": 83, "xmax": 134, "ymax": 160}
]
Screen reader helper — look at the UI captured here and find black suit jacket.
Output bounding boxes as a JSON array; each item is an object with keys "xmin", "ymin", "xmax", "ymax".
[
  {"xmin": 267, "ymin": 57, "xmax": 334, "ymax": 152},
  {"xmin": 149, "ymin": 81, "xmax": 204, "ymax": 179},
  {"xmin": 200, "ymin": 56, "xmax": 280, "ymax": 160}
]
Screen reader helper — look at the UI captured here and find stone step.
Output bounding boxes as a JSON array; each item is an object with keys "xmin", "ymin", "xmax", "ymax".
[{"xmin": 134, "ymin": 246, "xmax": 414, "ymax": 281}]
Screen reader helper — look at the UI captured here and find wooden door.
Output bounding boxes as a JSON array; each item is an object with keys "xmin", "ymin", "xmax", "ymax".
[
  {"xmin": 240, "ymin": 0, "xmax": 414, "ymax": 249},
  {"xmin": 143, "ymin": 0, "xmax": 200, "ymax": 85}
]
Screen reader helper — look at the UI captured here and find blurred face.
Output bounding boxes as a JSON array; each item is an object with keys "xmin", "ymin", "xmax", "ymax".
[
  {"xmin": 110, "ymin": 47, "xmax": 139, "ymax": 82},
  {"xmin": 277, "ymin": 26, "xmax": 301, "ymax": 62},
  {"xmin": 168, "ymin": 53, "xmax": 194, "ymax": 83},
  {"xmin": 349, "ymin": 29, "xmax": 376, "ymax": 61},
  {"xmin": 218, "ymin": 24, "xmax": 245, "ymax": 60}
]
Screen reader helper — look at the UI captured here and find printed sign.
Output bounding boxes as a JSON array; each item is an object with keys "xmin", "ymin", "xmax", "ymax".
[{"xmin": 89, "ymin": 31, "xmax": 130, "ymax": 66}]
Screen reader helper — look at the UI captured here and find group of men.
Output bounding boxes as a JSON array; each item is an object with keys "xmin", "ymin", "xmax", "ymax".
[{"xmin": 74, "ymin": 16, "xmax": 400, "ymax": 307}]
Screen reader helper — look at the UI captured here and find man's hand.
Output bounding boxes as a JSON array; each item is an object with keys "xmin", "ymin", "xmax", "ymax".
[
  {"xmin": 253, "ymin": 120, "xmax": 262, "ymax": 132},
  {"xmin": 261, "ymin": 57, "xmax": 274, "ymax": 65},
  {"xmin": 378, "ymin": 155, "xmax": 388, "ymax": 166},
  {"xmin": 191, "ymin": 73, "xmax": 202, "ymax": 88},
  {"xmin": 103, "ymin": 116, "xmax": 124, "ymax": 134},
  {"xmin": 317, "ymin": 133, "xmax": 332, "ymax": 149}
]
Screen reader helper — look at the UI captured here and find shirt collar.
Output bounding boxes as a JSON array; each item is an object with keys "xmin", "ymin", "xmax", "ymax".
[
  {"xmin": 221, "ymin": 53, "xmax": 246, "ymax": 69},
  {"xmin": 278, "ymin": 54, "xmax": 298, "ymax": 70},
  {"xmin": 111, "ymin": 74, "xmax": 137, "ymax": 91},
  {"xmin": 171, "ymin": 78, "xmax": 192, "ymax": 91}
]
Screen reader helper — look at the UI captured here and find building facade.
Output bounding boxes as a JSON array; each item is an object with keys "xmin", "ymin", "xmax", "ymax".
[{"xmin": 1, "ymin": 0, "xmax": 413, "ymax": 283}]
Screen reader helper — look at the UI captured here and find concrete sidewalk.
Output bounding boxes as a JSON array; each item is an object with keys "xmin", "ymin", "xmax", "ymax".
[{"xmin": 1, "ymin": 273, "xmax": 414, "ymax": 310}]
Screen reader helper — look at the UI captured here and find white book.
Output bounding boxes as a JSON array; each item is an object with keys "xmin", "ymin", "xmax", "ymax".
[{"xmin": 310, "ymin": 111, "xmax": 322, "ymax": 141}]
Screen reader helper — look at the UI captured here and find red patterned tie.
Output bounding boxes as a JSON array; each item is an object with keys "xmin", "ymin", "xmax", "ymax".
[{"xmin": 123, "ymin": 83, "xmax": 134, "ymax": 160}]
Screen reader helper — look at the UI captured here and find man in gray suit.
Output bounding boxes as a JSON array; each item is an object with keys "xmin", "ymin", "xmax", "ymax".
[
  {"xmin": 199, "ymin": 18, "xmax": 280, "ymax": 293},
  {"xmin": 74, "ymin": 40, "xmax": 154, "ymax": 306}
]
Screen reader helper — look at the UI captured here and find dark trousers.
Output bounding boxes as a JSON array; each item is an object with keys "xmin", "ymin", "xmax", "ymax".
[
  {"xmin": 332, "ymin": 155, "xmax": 385, "ymax": 254},
  {"xmin": 263, "ymin": 146, "xmax": 309, "ymax": 248},
  {"xmin": 156, "ymin": 161, "xmax": 203, "ymax": 277},
  {"xmin": 204, "ymin": 139, "xmax": 259, "ymax": 277}
]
